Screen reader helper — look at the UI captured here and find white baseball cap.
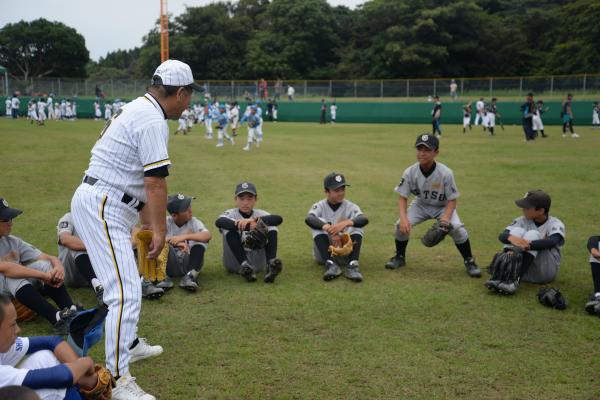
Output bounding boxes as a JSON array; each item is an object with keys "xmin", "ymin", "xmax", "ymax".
[{"xmin": 152, "ymin": 59, "xmax": 202, "ymax": 91}]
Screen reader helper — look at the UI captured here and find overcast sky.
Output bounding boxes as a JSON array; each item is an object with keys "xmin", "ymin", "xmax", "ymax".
[{"xmin": 1, "ymin": 0, "xmax": 364, "ymax": 61}]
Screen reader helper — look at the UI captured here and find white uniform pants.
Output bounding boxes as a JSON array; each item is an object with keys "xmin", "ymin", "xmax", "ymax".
[{"xmin": 71, "ymin": 180, "xmax": 141, "ymax": 377}]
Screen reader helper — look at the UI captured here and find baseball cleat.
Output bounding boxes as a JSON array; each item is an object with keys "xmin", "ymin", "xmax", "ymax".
[
  {"xmin": 179, "ymin": 272, "xmax": 199, "ymax": 292},
  {"xmin": 585, "ymin": 293, "xmax": 600, "ymax": 315},
  {"xmin": 240, "ymin": 261, "xmax": 257, "ymax": 282},
  {"xmin": 113, "ymin": 373, "xmax": 156, "ymax": 400},
  {"xmin": 464, "ymin": 257, "xmax": 482, "ymax": 278},
  {"xmin": 323, "ymin": 260, "xmax": 342, "ymax": 281},
  {"xmin": 484, "ymin": 279, "xmax": 500, "ymax": 291},
  {"xmin": 385, "ymin": 255, "xmax": 405, "ymax": 270},
  {"xmin": 129, "ymin": 337, "xmax": 163, "ymax": 363},
  {"xmin": 264, "ymin": 258, "xmax": 283, "ymax": 283},
  {"xmin": 497, "ymin": 281, "xmax": 519, "ymax": 295},
  {"xmin": 345, "ymin": 261, "xmax": 363, "ymax": 282},
  {"xmin": 141, "ymin": 279, "xmax": 164, "ymax": 300},
  {"xmin": 571, "ymin": 133, "xmax": 580, "ymax": 138},
  {"xmin": 156, "ymin": 277, "xmax": 174, "ymax": 290},
  {"xmin": 53, "ymin": 307, "xmax": 78, "ymax": 335},
  {"xmin": 216, "ymin": 143, "xmax": 224, "ymax": 147},
  {"xmin": 94, "ymin": 285, "xmax": 105, "ymax": 305}
]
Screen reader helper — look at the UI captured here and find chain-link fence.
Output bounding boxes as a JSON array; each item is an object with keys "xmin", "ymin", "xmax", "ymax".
[{"xmin": 3, "ymin": 74, "xmax": 600, "ymax": 101}]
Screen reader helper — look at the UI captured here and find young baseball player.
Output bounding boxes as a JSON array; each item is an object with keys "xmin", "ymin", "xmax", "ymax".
[
  {"xmin": 70, "ymin": 59, "xmax": 200, "ymax": 399},
  {"xmin": 36, "ymin": 98, "xmax": 46, "ymax": 125},
  {"xmin": 53, "ymin": 102, "xmax": 60, "ymax": 120},
  {"xmin": 485, "ymin": 97, "xmax": 497, "ymax": 136},
  {"xmin": 0, "ymin": 293, "xmax": 107, "ymax": 400},
  {"xmin": 0, "ymin": 198, "xmax": 79, "ymax": 334},
  {"xmin": 532, "ymin": 100, "xmax": 548, "ymax": 138},
  {"xmin": 11, "ymin": 94, "xmax": 20, "ymax": 119},
  {"xmin": 175, "ymin": 108, "xmax": 189, "ymax": 135},
  {"xmin": 272, "ymin": 100, "xmax": 278, "ymax": 122},
  {"xmin": 215, "ymin": 104, "xmax": 234, "ymax": 147},
  {"xmin": 485, "ymin": 190, "xmax": 565, "ymax": 294},
  {"xmin": 255, "ymin": 101, "xmax": 264, "ymax": 142},
  {"xmin": 385, "ymin": 134, "xmax": 481, "ymax": 277},
  {"xmin": 229, "ymin": 101, "xmax": 240, "ymax": 136},
  {"xmin": 320, "ymin": 99, "xmax": 327, "ymax": 124},
  {"xmin": 203, "ymin": 103, "xmax": 214, "ymax": 139},
  {"xmin": 475, "ymin": 97, "xmax": 485, "ymax": 128},
  {"xmin": 592, "ymin": 102, "xmax": 599, "ymax": 128},
  {"xmin": 242, "ymin": 106, "xmax": 261, "ymax": 151},
  {"xmin": 46, "ymin": 95, "xmax": 54, "ymax": 120},
  {"xmin": 521, "ymin": 92, "xmax": 536, "ymax": 142},
  {"xmin": 93, "ymin": 101, "xmax": 101, "ymax": 121},
  {"xmin": 305, "ymin": 173, "xmax": 369, "ymax": 282},
  {"xmin": 104, "ymin": 102, "xmax": 111, "ymax": 121},
  {"xmin": 585, "ymin": 235, "xmax": 600, "ymax": 315},
  {"xmin": 5, "ymin": 97, "xmax": 11, "ymax": 118},
  {"xmin": 431, "ymin": 96, "xmax": 442, "ymax": 136},
  {"xmin": 330, "ymin": 102, "xmax": 337, "ymax": 123},
  {"xmin": 164, "ymin": 194, "xmax": 211, "ymax": 292},
  {"xmin": 215, "ymin": 182, "xmax": 283, "ymax": 283},
  {"xmin": 561, "ymin": 93, "xmax": 579, "ymax": 138},
  {"xmin": 27, "ymin": 100, "xmax": 37, "ymax": 124},
  {"xmin": 462, "ymin": 102, "xmax": 472, "ymax": 133}
]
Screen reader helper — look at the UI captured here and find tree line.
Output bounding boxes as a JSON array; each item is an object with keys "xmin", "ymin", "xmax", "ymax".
[{"xmin": 1, "ymin": 0, "xmax": 598, "ymax": 82}]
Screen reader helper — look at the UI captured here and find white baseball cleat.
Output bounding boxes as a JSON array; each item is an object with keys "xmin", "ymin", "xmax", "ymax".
[
  {"xmin": 112, "ymin": 373, "xmax": 156, "ymax": 400},
  {"xmin": 243, "ymin": 145, "xmax": 250, "ymax": 151},
  {"xmin": 216, "ymin": 143, "xmax": 224, "ymax": 147},
  {"xmin": 571, "ymin": 133, "xmax": 580, "ymax": 138},
  {"xmin": 129, "ymin": 337, "xmax": 163, "ymax": 363}
]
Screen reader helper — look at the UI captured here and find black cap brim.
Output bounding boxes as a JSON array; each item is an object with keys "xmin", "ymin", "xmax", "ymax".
[
  {"xmin": 326, "ymin": 183, "xmax": 350, "ymax": 190},
  {"xmin": 514, "ymin": 199, "xmax": 532, "ymax": 208},
  {"xmin": 0, "ymin": 207, "xmax": 22, "ymax": 220},
  {"xmin": 190, "ymin": 83, "xmax": 204, "ymax": 92},
  {"xmin": 415, "ymin": 141, "xmax": 436, "ymax": 149},
  {"xmin": 235, "ymin": 190, "xmax": 257, "ymax": 196}
]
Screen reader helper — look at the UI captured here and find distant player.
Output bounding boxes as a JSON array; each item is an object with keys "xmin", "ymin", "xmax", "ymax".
[
  {"xmin": 27, "ymin": 100, "xmax": 37, "ymax": 124},
  {"xmin": 385, "ymin": 134, "xmax": 481, "ymax": 278},
  {"xmin": 46, "ymin": 95, "xmax": 54, "ymax": 120},
  {"xmin": 272, "ymin": 100, "xmax": 278, "ymax": 122},
  {"xmin": 53, "ymin": 102, "xmax": 60, "ymax": 120},
  {"xmin": 255, "ymin": 101, "xmax": 264, "ymax": 142},
  {"xmin": 320, "ymin": 99, "xmax": 326, "ymax": 124},
  {"xmin": 462, "ymin": 102, "xmax": 472, "ymax": 133},
  {"xmin": 532, "ymin": 100, "xmax": 548, "ymax": 138},
  {"xmin": 521, "ymin": 92, "xmax": 536, "ymax": 142},
  {"xmin": 330, "ymin": 102, "xmax": 337, "ymax": 123},
  {"xmin": 104, "ymin": 102, "xmax": 111, "ymax": 120},
  {"xmin": 36, "ymin": 98, "xmax": 46, "ymax": 125},
  {"xmin": 5, "ymin": 97, "xmax": 11, "ymax": 118},
  {"xmin": 71, "ymin": 101, "xmax": 77, "ymax": 120},
  {"xmin": 242, "ymin": 106, "xmax": 260, "ymax": 151},
  {"xmin": 11, "ymin": 93, "xmax": 20, "ymax": 119},
  {"xmin": 203, "ymin": 102, "xmax": 214, "ymax": 139},
  {"xmin": 215, "ymin": 182, "xmax": 283, "ymax": 283},
  {"xmin": 229, "ymin": 101, "xmax": 240, "ymax": 136},
  {"xmin": 449, "ymin": 79, "xmax": 458, "ymax": 101},
  {"xmin": 305, "ymin": 173, "xmax": 368, "ymax": 282},
  {"xmin": 215, "ymin": 104, "xmax": 234, "ymax": 147},
  {"xmin": 561, "ymin": 93, "xmax": 579, "ymax": 138},
  {"xmin": 485, "ymin": 97, "xmax": 497, "ymax": 136},
  {"xmin": 175, "ymin": 108, "xmax": 189, "ymax": 135},
  {"xmin": 474, "ymin": 97, "xmax": 485, "ymax": 128},
  {"xmin": 431, "ymin": 96, "xmax": 442, "ymax": 136},
  {"xmin": 592, "ymin": 102, "xmax": 599, "ymax": 129},
  {"xmin": 93, "ymin": 101, "xmax": 101, "ymax": 121}
]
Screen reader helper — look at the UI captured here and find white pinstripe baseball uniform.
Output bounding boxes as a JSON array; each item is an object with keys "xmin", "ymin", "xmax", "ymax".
[{"xmin": 70, "ymin": 91, "xmax": 171, "ymax": 378}]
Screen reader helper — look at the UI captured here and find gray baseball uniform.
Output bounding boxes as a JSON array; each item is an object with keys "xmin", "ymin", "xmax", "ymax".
[
  {"xmin": 218, "ymin": 208, "xmax": 277, "ymax": 273},
  {"xmin": 308, "ymin": 199, "xmax": 364, "ymax": 264},
  {"xmin": 165, "ymin": 215, "xmax": 208, "ymax": 277},
  {"xmin": 57, "ymin": 212, "xmax": 89, "ymax": 287},
  {"xmin": 505, "ymin": 216, "xmax": 565, "ymax": 283},
  {"xmin": 0, "ymin": 235, "xmax": 51, "ymax": 296},
  {"xmin": 394, "ymin": 161, "xmax": 468, "ymax": 244}
]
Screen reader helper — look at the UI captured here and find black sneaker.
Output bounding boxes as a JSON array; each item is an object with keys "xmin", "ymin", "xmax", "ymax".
[
  {"xmin": 464, "ymin": 257, "xmax": 482, "ymax": 278},
  {"xmin": 585, "ymin": 293, "xmax": 600, "ymax": 315},
  {"xmin": 323, "ymin": 260, "xmax": 342, "ymax": 281},
  {"xmin": 264, "ymin": 259, "xmax": 283, "ymax": 283},
  {"xmin": 385, "ymin": 255, "xmax": 405, "ymax": 270},
  {"xmin": 53, "ymin": 307, "xmax": 78, "ymax": 335},
  {"xmin": 240, "ymin": 261, "xmax": 257, "ymax": 282}
]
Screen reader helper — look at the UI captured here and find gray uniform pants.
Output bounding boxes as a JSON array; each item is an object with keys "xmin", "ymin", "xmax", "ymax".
[
  {"xmin": 505, "ymin": 227, "xmax": 560, "ymax": 284},
  {"xmin": 395, "ymin": 201, "xmax": 469, "ymax": 244},
  {"xmin": 166, "ymin": 243, "xmax": 206, "ymax": 277},
  {"xmin": 221, "ymin": 236, "xmax": 267, "ymax": 274},
  {"xmin": 0, "ymin": 260, "xmax": 52, "ymax": 296}
]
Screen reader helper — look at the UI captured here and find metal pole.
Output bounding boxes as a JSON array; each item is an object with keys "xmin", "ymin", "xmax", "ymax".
[
  {"xmin": 406, "ymin": 80, "xmax": 409, "ymax": 98},
  {"xmin": 231, "ymin": 81, "xmax": 234, "ymax": 99},
  {"xmin": 519, "ymin": 77, "xmax": 522, "ymax": 98},
  {"xmin": 583, "ymin": 74, "xmax": 587, "ymax": 94},
  {"xmin": 550, "ymin": 76, "xmax": 554, "ymax": 96},
  {"xmin": 380, "ymin": 80, "xmax": 383, "ymax": 98},
  {"xmin": 433, "ymin": 79, "xmax": 436, "ymax": 96},
  {"xmin": 489, "ymin": 78, "xmax": 492, "ymax": 97}
]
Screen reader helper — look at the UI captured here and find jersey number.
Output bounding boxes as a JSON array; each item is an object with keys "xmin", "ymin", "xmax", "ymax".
[{"xmin": 98, "ymin": 108, "xmax": 123, "ymax": 139}]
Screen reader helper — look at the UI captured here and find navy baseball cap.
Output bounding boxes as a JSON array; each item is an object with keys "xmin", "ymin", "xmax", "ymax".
[
  {"xmin": 167, "ymin": 193, "xmax": 195, "ymax": 214},
  {"xmin": 235, "ymin": 182, "xmax": 257, "ymax": 196},
  {"xmin": 324, "ymin": 173, "xmax": 350, "ymax": 190},
  {"xmin": 415, "ymin": 133, "xmax": 439, "ymax": 150},
  {"xmin": 67, "ymin": 305, "xmax": 108, "ymax": 357},
  {"xmin": 515, "ymin": 190, "xmax": 551, "ymax": 210},
  {"xmin": 0, "ymin": 198, "xmax": 22, "ymax": 221}
]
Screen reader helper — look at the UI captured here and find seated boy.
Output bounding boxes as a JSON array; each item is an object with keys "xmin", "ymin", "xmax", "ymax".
[
  {"xmin": 485, "ymin": 190, "xmax": 565, "ymax": 295},
  {"xmin": 215, "ymin": 182, "xmax": 283, "ymax": 283},
  {"xmin": 305, "ymin": 173, "xmax": 368, "ymax": 282},
  {"xmin": 165, "ymin": 193, "xmax": 212, "ymax": 292},
  {"xmin": 0, "ymin": 198, "xmax": 78, "ymax": 334}
]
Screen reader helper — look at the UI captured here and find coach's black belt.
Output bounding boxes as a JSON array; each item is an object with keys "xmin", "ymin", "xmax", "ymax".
[{"xmin": 83, "ymin": 175, "xmax": 145, "ymax": 211}]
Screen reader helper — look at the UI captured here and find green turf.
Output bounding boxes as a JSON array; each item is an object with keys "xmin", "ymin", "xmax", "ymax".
[{"xmin": 1, "ymin": 118, "xmax": 600, "ymax": 399}]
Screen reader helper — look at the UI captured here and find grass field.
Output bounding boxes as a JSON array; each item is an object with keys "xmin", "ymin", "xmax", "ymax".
[{"xmin": 1, "ymin": 117, "xmax": 600, "ymax": 399}]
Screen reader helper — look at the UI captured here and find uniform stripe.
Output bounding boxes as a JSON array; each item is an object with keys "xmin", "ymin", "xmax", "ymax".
[
  {"xmin": 143, "ymin": 158, "xmax": 170, "ymax": 169},
  {"xmin": 100, "ymin": 195, "xmax": 125, "ymax": 376}
]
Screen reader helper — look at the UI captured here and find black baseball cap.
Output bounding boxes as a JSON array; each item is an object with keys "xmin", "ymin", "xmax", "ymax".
[
  {"xmin": 415, "ymin": 133, "xmax": 439, "ymax": 150},
  {"xmin": 235, "ymin": 182, "xmax": 257, "ymax": 196},
  {"xmin": 515, "ymin": 190, "xmax": 551, "ymax": 210},
  {"xmin": 324, "ymin": 173, "xmax": 350, "ymax": 190},
  {"xmin": 0, "ymin": 198, "xmax": 23, "ymax": 221},
  {"xmin": 167, "ymin": 193, "xmax": 195, "ymax": 214}
]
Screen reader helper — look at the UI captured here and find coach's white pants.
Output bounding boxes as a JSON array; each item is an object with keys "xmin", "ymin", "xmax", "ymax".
[
  {"xmin": 71, "ymin": 181, "xmax": 141, "ymax": 377},
  {"xmin": 204, "ymin": 118, "xmax": 213, "ymax": 135}
]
